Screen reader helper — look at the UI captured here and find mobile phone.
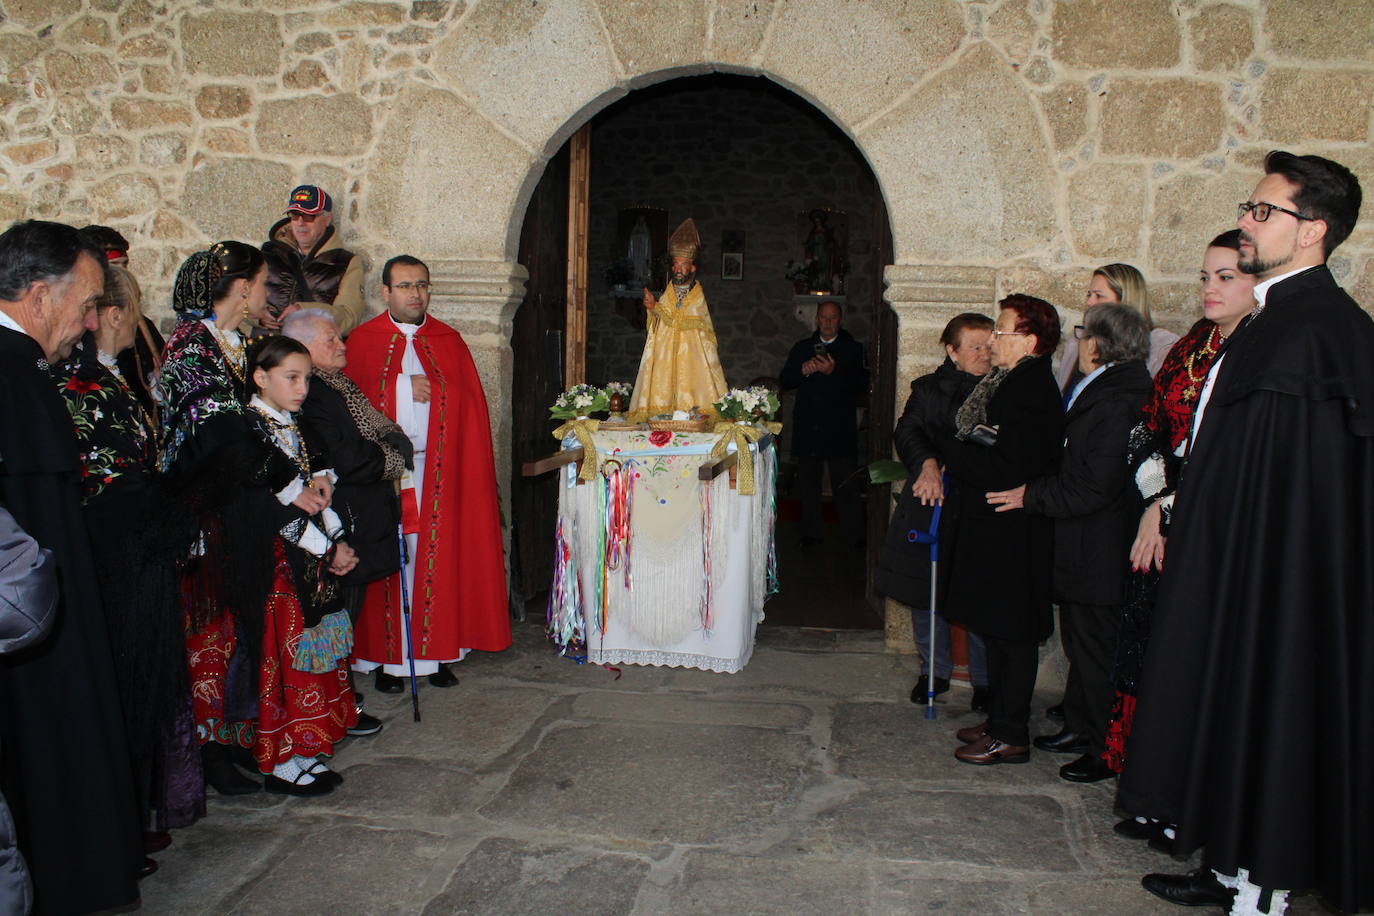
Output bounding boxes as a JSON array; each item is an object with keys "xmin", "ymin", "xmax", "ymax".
[{"xmin": 813, "ymin": 342, "xmax": 828, "ymax": 356}]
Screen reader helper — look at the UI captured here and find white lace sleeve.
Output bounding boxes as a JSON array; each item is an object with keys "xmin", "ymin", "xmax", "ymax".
[{"xmin": 1135, "ymin": 453, "xmax": 1168, "ymax": 502}]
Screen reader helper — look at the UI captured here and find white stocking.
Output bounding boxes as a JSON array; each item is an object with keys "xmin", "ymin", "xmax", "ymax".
[{"xmin": 1218, "ymin": 868, "xmax": 1289, "ymax": 916}]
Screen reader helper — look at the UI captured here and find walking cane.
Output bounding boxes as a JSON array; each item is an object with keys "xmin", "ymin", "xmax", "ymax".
[
  {"xmin": 912, "ymin": 484, "xmax": 943, "ymax": 721},
  {"xmin": 395, "ymin": 517, "xmax": 422, "ymax": 723}
]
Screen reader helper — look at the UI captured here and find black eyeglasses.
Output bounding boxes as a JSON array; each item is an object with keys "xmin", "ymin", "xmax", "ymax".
[
  {"xmin": 1238, "ymin": 201, "xmax": 1314, "ymax": 223},
  {"xmin": 389, "ymin": 281, "xmax": 431, "ymax": 292},
  {"xmin": 1072, "ymin": 325, "xmax": 1092, "ymax": 340}
]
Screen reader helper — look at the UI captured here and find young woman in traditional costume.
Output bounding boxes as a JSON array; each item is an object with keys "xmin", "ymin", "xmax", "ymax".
[
  {"xmin": 243, "ymin": 335, "xmax": 359, "ymax": 795},
  {"xmin": 52, "ymin": 264, "xmax": 203, "ymax": 869},
  {"xmin": 1107, "ymin": 230, "xmax": 1256, "ymax": 846},
  {"xmin": 160, "ymin": 242, "xmax": 300, "ymax": 795}
]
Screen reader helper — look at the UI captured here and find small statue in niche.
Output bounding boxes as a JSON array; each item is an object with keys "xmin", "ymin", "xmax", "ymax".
[{"xmin": 801, "ymin": 208, "xmax": 847, "ymax": 294}]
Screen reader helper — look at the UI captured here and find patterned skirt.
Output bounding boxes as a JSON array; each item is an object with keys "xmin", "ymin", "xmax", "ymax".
[{"xmin": 1102, "ymin": 570, "xmax": 1158, "ymax": 773}]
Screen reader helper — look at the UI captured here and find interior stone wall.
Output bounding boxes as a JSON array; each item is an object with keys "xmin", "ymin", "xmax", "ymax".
[
  {"xmin": 3, "ymin": 0, "xmax": 1371, "ymax": 646},
  {"xmin": 583, "ymin": 77, "xmax": 885, "ymax": 394}
]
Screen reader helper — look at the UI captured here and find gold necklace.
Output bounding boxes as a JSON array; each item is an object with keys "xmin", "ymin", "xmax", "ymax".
[
  {"xmin": 208, "ymin": 323, "xmax": 246, "ymax": 382},
  {"xmin": 1181, "ymin": 325, "xmax": 1222, "ymax": 401},
  {"xmin": 253, "ymin": 404, "xmax": 312, "ymax": 479}
]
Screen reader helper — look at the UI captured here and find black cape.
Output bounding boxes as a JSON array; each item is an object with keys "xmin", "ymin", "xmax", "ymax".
[
  {"xmin": 0, "ymin": 327, "xmax": 141, "ymax": 915},
  {"xmin": 1117, "ymin": 266, "xmax": 1374, "ymax": 912}
]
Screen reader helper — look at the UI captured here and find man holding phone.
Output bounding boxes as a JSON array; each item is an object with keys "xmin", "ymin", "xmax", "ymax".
[{"xmin": 780, "ymin": 300, "xmax": 870, "ymax": 547}]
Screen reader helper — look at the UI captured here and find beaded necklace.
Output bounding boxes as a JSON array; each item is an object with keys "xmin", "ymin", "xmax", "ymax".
[
  {"xmin": 208, "ymin": 323, "xmax": 246, "ymax": 383},
  {"xmin": 1181, "ymin": 325, "xmax": 1223, "ymax": 401},
  {"xmin": 252, "ymin": 402, "xmax": 312, "ymax": 479}
]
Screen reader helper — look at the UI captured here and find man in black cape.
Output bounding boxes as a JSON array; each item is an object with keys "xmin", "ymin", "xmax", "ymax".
[
  {"xmin": 1120, "ymin": 153, "xmax": 1372, "ymax": 915},
  {"xmin": 0, "ymin": 220, "xmax": 143, "ymax": 914}
]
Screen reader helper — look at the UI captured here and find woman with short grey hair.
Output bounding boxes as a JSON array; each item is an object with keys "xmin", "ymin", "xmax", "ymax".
[{"xmin": 985, "ymin": 303, "xmax": 1153, "ymax": 784}]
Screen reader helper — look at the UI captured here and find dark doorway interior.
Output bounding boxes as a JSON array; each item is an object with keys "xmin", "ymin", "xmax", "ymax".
[{"xmin": 509, "ymin": 74, "xmax": 895, "ymax": 629}]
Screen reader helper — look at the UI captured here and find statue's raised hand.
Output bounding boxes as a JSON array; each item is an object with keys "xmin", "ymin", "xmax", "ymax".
[{"xmin": 642, "ymin": 287, "xmax": 657, "ymax": 311}]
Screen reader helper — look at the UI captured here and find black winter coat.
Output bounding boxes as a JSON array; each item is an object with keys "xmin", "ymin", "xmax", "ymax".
[
  {"xmin": 932, "ymin": 356, "xmax": 1063, "ymax": 642},
  {"xmin": 874, "ymin": 359, "xmax": 982, "ymax": 609},
  {"xmin": 298, "ymin": 380, "xmax": 401, "ymax": 587},
  {"xmin": 1024, "ymin": 360, "xmax": 1151, "ymax": 606},
  {"xmin": 779, "ymin": 328, "xmax": 869, "ymax": 457}
]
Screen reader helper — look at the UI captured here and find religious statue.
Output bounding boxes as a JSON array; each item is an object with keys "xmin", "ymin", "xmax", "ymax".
[{"xmin": 628, "ymin": 218, "xmax": 728, "ymax": 420}]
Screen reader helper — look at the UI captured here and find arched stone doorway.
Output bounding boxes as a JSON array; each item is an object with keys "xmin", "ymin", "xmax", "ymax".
[
  {"xmin": 363, "ymin": 23, "xmax": 1059, "ymax": 646},
  {"xmin": 506, "ymin": 72, "xmax": 898, "ymax": 628}
]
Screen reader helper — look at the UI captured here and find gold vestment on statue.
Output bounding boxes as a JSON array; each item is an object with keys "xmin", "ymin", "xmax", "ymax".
[{"xmin": 628, "ymin": 281, "xmax": 728, "ymax": 420}]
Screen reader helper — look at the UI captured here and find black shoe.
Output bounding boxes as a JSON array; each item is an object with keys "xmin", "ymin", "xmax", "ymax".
[
  {"xmin": 1032, "ymin": 729, "xmax": 1089, "ymax": 754},
  {"xmin": 1114, "ymin": 817, "xmax": 1166, "ymax": 842},
  {"xmin": 264, "ymin": 772, "xmax": 334, "ymax": 797},
  {"xmin": 1058, "ymin": 753, "xmax": 1116, "ymax": 783},
  {"xmin": 428, "ymin": 664, "xmax": 459, "ymax": 688},
  {"xmin": 201, "ymin": 743, "xmax": 261, "ymax": 795},
  {"xmin": 1149, "ymin": 829, "xmax": 1179, "ymax": 857},
  {"xmin": 302, "ymin": 760, "xmax": 344, "ymax": 786},
  {"xmin": 374, "ymin": 670, "xmax": 405, "ymax": 694},
  {"xmin": 228, "ymin": 743, "xmax": 258, "ymax": 773},
  {"xmin": 137, "ymin": 857, "xmax": 158, "ymax": 880},
  {"xmin": 970, "ymin": 686, "xmax": 989, "ymax": 713},
  {"xmin": 910, "ymin": 676, "xmax": 950, "ymax": 702},
  {"xmin": 1045, "ymin": 702, "xmax": 1065, "ymax": 722},
  {"xmin": 1141, "ymin": 869, "xmax": 1234, "ymax": 908},
  {"xmin": 348, "ymin": 711, "xmax": 383, "ymax": 737}
]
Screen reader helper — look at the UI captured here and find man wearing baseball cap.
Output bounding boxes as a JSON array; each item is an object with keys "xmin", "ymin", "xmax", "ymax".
[{"xmin": 261, "ymin": 185, "xmax": 366, "ymax": 334}]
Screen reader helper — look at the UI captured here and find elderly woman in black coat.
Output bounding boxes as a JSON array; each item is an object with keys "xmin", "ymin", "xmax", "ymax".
[
  {"xmin": 931, "ymin": 294, "xmax": 1063, "ymax": 766},
  {"xmin": 987, "ymin": 304, "xmax": 1152, "ymax": 783},
  {"xmin": 874, "ymin": 313, "xmax": 994, "ymax": 711}
]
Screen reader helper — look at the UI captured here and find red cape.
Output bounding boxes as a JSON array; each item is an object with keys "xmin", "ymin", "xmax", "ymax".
[{"xmin": 344, "ymin": 311, "xmax": 511, "ymax": 659}]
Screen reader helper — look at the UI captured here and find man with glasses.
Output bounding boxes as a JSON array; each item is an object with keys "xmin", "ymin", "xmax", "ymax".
[
  {"xmin": 261, "ymin": 185, "xmax": 366, "ymax": 334},
  {"xmin": 1120, "ymin": 152, "xmax": 1372, "ymax": 915},
  {"xmin": 343, "ymin": 256, "xmax": 512, "ymax": 697}
]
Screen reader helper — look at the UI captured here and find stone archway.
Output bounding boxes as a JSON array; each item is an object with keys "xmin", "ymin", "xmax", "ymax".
[{"xmin": 359, "ymin": 6, "xmax": 1059, "ymax": 647}]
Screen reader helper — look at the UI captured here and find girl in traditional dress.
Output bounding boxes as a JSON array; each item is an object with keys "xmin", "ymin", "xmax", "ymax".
[
  {"xmin": 52, "ymin": 264, "xmax": 202, "ymax": 866},
  {"xmin": 1107, "ymin": 230, "xmax": 1257, "ymax": 845},
  {"xmin": 160, "ymin": 242, "xmax": 301, "ymax": 796},
  {"xmin": 243, "ymin": 335, "xmax": 358, "ymax": 795}
]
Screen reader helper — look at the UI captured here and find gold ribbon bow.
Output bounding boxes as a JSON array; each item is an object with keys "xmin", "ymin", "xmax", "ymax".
[
  {"xmin": 710, "ymin": 420, "xmax": 780, "ymax": 495},
  {"xmin": 552, "ymin": 418, "xmax": 601, "ymax": 481}
]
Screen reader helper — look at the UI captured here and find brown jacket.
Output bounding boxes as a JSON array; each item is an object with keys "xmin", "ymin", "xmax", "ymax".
[{"xmin": 262, "ymin": 219, "xmax": 366, "ymax": 333}]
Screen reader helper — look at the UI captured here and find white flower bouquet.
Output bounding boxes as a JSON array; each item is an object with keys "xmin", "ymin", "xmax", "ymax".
[
  {"xmin": 549, "ymin": 383, "xmax": 608, "ymax": 420},
  {"xmin": 713, "ymin": 386, "xmax": 780, "ymax": 423}
]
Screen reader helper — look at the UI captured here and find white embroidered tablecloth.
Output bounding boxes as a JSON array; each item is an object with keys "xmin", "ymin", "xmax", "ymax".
[{"xmin": 554, "ymin": 427, "xmax": 775, "ymax": 673}]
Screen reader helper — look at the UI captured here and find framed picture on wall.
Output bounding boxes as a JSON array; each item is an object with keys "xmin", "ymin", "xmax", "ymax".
[{"xmin": 721, "ymin": 252, "xmax": 743, "ymax": 280}]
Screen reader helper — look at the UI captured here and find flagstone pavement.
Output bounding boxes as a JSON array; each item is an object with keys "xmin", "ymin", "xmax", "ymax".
[{"xmin": 136, "ymin": 622, "xmax": 1328, "ymax": 915}]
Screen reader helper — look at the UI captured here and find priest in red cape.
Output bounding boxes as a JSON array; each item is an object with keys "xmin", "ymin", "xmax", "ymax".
[{"xmin": 344, "ymin": 255, "xmax": 511, "ymax": 692}]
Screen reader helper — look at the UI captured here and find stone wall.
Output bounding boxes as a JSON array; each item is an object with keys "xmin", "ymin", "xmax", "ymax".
[
  {"xmin": 583, "ymin": 76, "xmax": 885, "ymax": 393},
  {"xmin": 3, "ymin": 0, "xmax": 1372, "ymax": 646}
]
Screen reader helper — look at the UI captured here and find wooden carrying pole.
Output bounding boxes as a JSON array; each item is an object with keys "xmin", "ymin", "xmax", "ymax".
[{"xmin": 564, "ymin": 124, "xmax": 591, "ymax": 387}]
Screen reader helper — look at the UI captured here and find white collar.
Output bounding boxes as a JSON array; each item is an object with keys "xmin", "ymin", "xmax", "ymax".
[
  {"xmin": 96, "ymin": 349, "xmax": 120, "ymax": 372},
  {"xmin": 1066, "ymin": 362, "xmax": 1111, "ymax": 412},
  {"xmin": 388, "ymin": 312, "xmax": 425, "ymax": 335},
  {"xmin": 1253, "ymin": 264, "xmax": 1313, "ymax": 309},
  {"xmin": 0, "ymin": 308, "xmax": 30, "ymax": 337},
  {"xmin": 249, "ymin": 394, "xmax": 294, "ymax": 425},
  {"xmin": 202, "ymin": 317, "xmax": 241, "ymax": 339},
  {"xmin": 819, "ymin": 334, "xmax": 837, "ymax": 345}
]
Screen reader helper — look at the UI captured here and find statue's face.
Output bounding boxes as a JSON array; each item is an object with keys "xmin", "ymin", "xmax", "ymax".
[{"xmin": 670, "ymin": 256, "xmax": 694, "ymax": 284}]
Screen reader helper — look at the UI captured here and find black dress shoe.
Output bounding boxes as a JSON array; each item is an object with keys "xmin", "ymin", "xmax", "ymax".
[
  {"xmin": 264, "ymin": 773, "xmax": 334, "ymax": 797},
  {"xmin": 229, "ymin": 743, "xmax": 258, "ymax": 773},
  {"xmin": 348, "ymin": 711, "xmax": 384, "ymax": 737},
  {"xmin": 374, "ymin": 670, "xmax": 405, "ymax": 694},
  {"xmin": 1032, "ymin": 729, "xmax": 1089, "ymax": 754},
  {"xmin": 970, "ymin": 686, "xmax": 989, "ymax": 713},
  {"xmin": 428, "ymin": 664, "xmax": 459, "ymax": 688},
  {"xmin": 201, "ymin": 743, "xmax": 261, "ymax": 795},
  {"xmin": 909, "ymin": 676, "xmax": 950, "ymax": 702},
  {"xmin": 1141, "ymin": 869, "xmax": 1234, "ymax": 907},
  {"xmin": 1045, "ymin": 702, "xmax": 1065, "ymax": 721},
  {"xmin": 1149, "ymin": 830, "xmax": 1179, "ymax": 857},
  {"xmin": 1059, "ymin": 753, "xmax": 1117, "ymax": 783},
  {"xmin": 1113, "ymin": 817, "xmax": 1166, "ymax": 842}
]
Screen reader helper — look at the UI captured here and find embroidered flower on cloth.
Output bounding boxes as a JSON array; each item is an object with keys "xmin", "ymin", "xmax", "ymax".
[
  {"xmin": 65, "ymin": 377, "xmax": 102, "ymax": 394},
  {"xmin": 648, "ymin": 429, "xmax": 673, "ymax": 447}
]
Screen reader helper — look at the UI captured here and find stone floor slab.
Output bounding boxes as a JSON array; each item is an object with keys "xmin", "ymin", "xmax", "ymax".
[
  {"xmin": 571, "ymin": 690, "xmax": 810, "ymax": 729},
  {"xmin": 138, "ymin": 821, "xmax": 300, "ymax": 915},
  {"xmin": 658, "ymin": 645, "xmax": 916, "ymax": 701},
  {"xmin": 308, "ymin": 762, "xmax": 481, "ymax": 819},
  {"xmin": 224, "ymin": 824, "xmax": 453, "ymax": 915},
  {"xmin": 422, "ymin": 836, "xmax": 649, "ymax": 915},
  {"xmin": 480, "ymin": 721, "xmax": 811, "ymax": 845},
  {"xmin": 659, "ymin": 849, "xmax": 875, "ymax": 915},
  {"xmin": 795, "ymin": 785, "xmax": 1080, "ymax": 872},
  {"xmin": 361, "ymin": 684, "xmax": 558, "ymax": 769}
]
